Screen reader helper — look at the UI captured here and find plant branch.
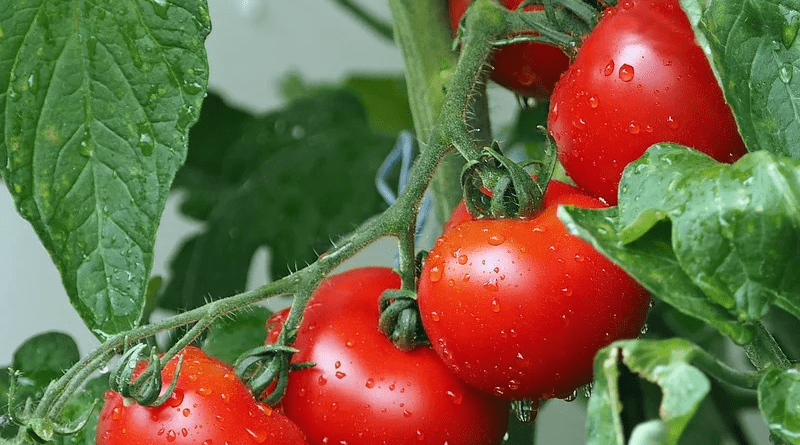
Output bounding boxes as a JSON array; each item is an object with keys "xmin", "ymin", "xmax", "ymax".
[
  {"xmin": 691, "ymin": 348, "xmax": 761, "ymax": 391},
  {"xmin": 331, "ymin": 0, "xmax": 394, "ymax": 42}
]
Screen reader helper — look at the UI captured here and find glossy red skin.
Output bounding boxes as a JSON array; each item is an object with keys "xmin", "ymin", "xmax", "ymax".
[
  {"xmin": 547, "ymin": 0, "xmax": 746, "ymax": 205},
  {"xmin": 97, "ymin": 346, "xmax": 308, "ymax": 445},
  {"xmin": 418, "ymin": 181, "xmax": 651, "ymax": 400},
  {"xmin": 449, "ymin": 0, "xmax": 570, "ymax": 99},
  {"xmin": 268, "ymin": 267, "xmax": 510, "ymax": 445}
]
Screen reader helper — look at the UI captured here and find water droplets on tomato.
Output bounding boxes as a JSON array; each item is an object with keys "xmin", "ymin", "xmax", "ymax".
[
  {"xmin": 335, "ymin": 361, "xmax": 342, "ymax": 369},
  {"xmin": 167, "ymin": 389, "xmax": 184, "ymax": 407},
  {"xmin": 588, "ymin": 95, "xmax": 599, "ymax": 108},
  {"xmin": 666, "ymin": 115, "xmax": 679, "ymax": 129},
  {"xmin": 430, "ymin": 311, "xmax": 440, "ymax": 322},
  {"xmin": 330, "ymin": 402, "xmax": 339, "ymax": 412},
  {"xmin": 618, "ymin": 64, "xmax": 634, "ymax": 81},
  {"xmin": 197, "ymin": 386, "xmax": 212, "ymax": 396},
  {"xmin": 627, "ymin": 121, "xmax": 640, "ymax": 134},
  {"xmin": 182, "ymin": 408, "xmax": 191, "ymax": 417},
  {"xmin": 457, "ymin": 254, "xmax": 468, "ymax": 265},
  {"xmin": 487, "ymin": 234, "xmax": 506, "ymax": 245},
  {"xmin": 621, "ymin": 0, "xmax": 633, "ymax": 8},
  {"xmin": 319, "ymin": 375, "xmax": 328, "ymax": 386},
  {"xmin": 167, "ymin": 430, "xmax": 177, "ymax": 442},
  {"xmin": 365, "ymin": 378, "xmax": 375, "ymax": 388},
  {"xmin": 484, "ymin": 280, "xmax": 499, "ymax": 292},
  {"xmin": 491, "ymin": 297, "xmax": 501, "ymax": 312},
  {"xmin": 428, "ymin": 265, "xmax": 442, "ymax": 282},
  {"xmin": 335, "ymin": 371, "xmax": 346, "ymax": 379},
  {"xmin": 246, "ymin": 428, "xmax": 268, "ymax": 444},
  {"xmin": 603, "ymin": 60, "xmax": 615, "ymax": 76},
  {"xmin": 446, "ymin": 390, "xmax": 463, "ymax": 405}
]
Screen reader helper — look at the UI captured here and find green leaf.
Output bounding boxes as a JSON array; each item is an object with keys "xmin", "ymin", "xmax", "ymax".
[
  {"xmin": 558, "ymin": 205, "xmax": 754, "ymax": 344},
  {"xmin": 203, "ymin": 306, "xmax": 273, "ymax": 365},
  {"xmin": 163, "ymin": 90, "xmax": 395, "ymax": 309},
  {"xmin": 680, "ymin": 0, "xmax": 800, "ymax": 158},
  {"xmin": 280, "ymin": 72, "xmax": 414, "ymax": 134},
  {"xmin": 587, "ymin": 339, "xmax": 711, "ymax": 445},
  {"xmin": 12, "ymin": 333, "xmax": 80, "ymax": 385},
  {"xmin": 759, "ymin": 366, "xmax": 800, "ymax": 444},
  {"xmin": 617, "ymin": 144, "xmax": 800, "ymax": 322},
  {"xmin": 0, "ymin": 1, "xmax": 211, "ymax": 337}
]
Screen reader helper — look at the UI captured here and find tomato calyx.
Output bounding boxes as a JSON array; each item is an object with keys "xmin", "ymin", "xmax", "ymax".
[
  {"xmin": 109, "ymin": 343, "xmax": 184, "ymax": 407},
  {"xmin": 234, "ymin": 344, "xmax": 314, "ymax": 406},
  {"xmin": 378, "ymin": 289, "xmax": 431, "ymax": 351},
  {"xmin": 461, "ymin": 139, "xmax": 556, "ymax": 219}
]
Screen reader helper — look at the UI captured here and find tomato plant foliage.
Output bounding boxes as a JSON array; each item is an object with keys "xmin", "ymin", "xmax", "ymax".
[{"xmin": 2, "ymin": 0, "xmax": 800, "ymax": 444}]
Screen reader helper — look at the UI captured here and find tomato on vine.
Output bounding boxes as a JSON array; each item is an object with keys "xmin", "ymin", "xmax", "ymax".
[
  {"xmin": 547, "ymin": 0, "xmax": 746, "ymax": 205},
  {"xmin": 417, "ymin": 181, "xmax": 651, "ymax": 400},
  {"xmin": 449, "ymin": 0, "xmax": 570, "ymax": 100},
  {"xmin": 267, "ymin": 267, "xmax": 510, "ymax": 445},
  {"xmin": 96, "ymin": 346, "xmax": 308, "ymax": 445}
]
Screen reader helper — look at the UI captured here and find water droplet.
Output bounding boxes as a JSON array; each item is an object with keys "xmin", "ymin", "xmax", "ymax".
[
  {"xmin": 488, "ymin": 234, "xmax": 506, "ymax": 245},
  {"xmin": 197, "ymin": 387, "xmax": 212, "ymax": 396},
  {"xmin": 491, "ymin": 297, "xmax": 501, "ymax": 312},
  {"xmin": 181, "ymin": 428, "xmax": 188, "ymax": 437},
  {"xmin": 782, "ymin": 6, "xmax": 800, "ymax": 48},
  {"xmin": 330, "ymin": 402, "xmax": 339, "ymax": 412},
  {"xmin": 779, "ymin": 64, "xmax": 793, "ymax": 83},
  {"xmin": 430, "ymin": 311, "xmax": 440, "ymax": 322},
  {"xmin": 138, "ymin": 132, "xmax": 155, "ymax": 156},
  {"xmin": 628, "ymin": 121, "xmax": 640, "ymax": 134},
  {"xmin": 182, "ymin": 408, "xmax": 191, "ymax": 417},
  {"xmin": 446, "ymin": 390, "xmax": 463, "ymax": 405},
  {"xmin": 403, "ymin": 409, "xmax": 413, "ymax": 418},
  {"xmin": 484, "ymin": 280, "xmax": 498, "ymax": 292},
  {"xmin": 335, "ymin": 371, "xmax": 346, "ymax": 379},
  {"xmin": 429, "ymin": 265, "xmax": 443, "ymax": 282},
  {"xmin": 588, "ymin": 95, "xmax": 599, "ymax": 108},
  {"xmin": 166, "ymin": 430, "xmax": 177, "ymax": 442},
  {"xmin": 508, "ymin": 380, "xmax": 520, "ymax": 391},
  {"xmin": 318, "ymin": 375, "xmax": 328, "ymax": 386},
  {"xmin": 297, "ymin": 387, "xmax": 307, "ymax": 397},
  {"xmin": 291, "ymin": 125, "xmax": 305, "ymax": 139},
  {"xmin": 512, "ymin": 399, "xmax": 539, "ymax": 423},
  {"xmin": 640, "ymin": 323, "xmax": 649, "ymax": 335},
  {"xmin": 111, "ymin": 406, "xmax": 122, "ymax": 420},
  {"xmin": 493, "ymin": 387, "xmax": 505, "ymax": 396},
  {"xmin": 457, "ymin": 254, "xmax": 468, "ymax": 265},
  {"xmin": 167, "ymin": 390, "xmax": 184, "ymax": 407},
  {"xmin": 416, "ymin": 430, "xmax": 425, "ymax": 441},
  {"xmin": 582, "ymin": 382, "xmax": 594, "ymax": 398},
  {"xmin": 246, "ymin": 428, "xmax": 268, "ymax": 444},
  {"xmin": 618, "ymin": 64, "xmax": 634, "ymax": 82},
  {"xmin": 666, "ymin": 115, "xmax": 679, "ymax": 129},
  {"xmin": 202, "ymin": 440, "xmax": 213, "ymax": 445},
  {"xmin": 462, "ymin": 273, "xmax": 470, "ymax": 282},
  {"xmin": 335, "ymin": 361, "xmax": 341, "ymax": 369},
  {"xmin": 365, "ymin": 378, "xmax": 375, "ymax": 388},
  {"xmin": 604, "ymin": 60, "xmax": 615, "ymax": 76},
  {"xmin": 516, "ymin": 352, "xmax": 524, "ymax": 360},
  {"xmin": 563, "ymin": 390, "xmax": 578, "ymax": 402},
  {"xmin": 621, "ymin": 0, "xmax": 633, "ymax": 8},
  {"xmin": 649, "ymin": 299, "xmax": 656, "ymax": 309}
]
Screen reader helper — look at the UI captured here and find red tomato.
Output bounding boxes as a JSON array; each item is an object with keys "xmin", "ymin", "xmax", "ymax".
[
  {"xmin": 547, "ymin": 0, "xmax": 746, "ymax": 204},
  {"xmin": 418, "ymin": 181, "xmax": 651, "ymax": 400},
  {"xmin": 96, "ymin": 346, "xmax": 308, "ymax": 445},
  {"xmin": 449, "ymin": 0, "xmax": 571, "ymax": 99},
  {"xmin": 268, "ymin": 267, "xmax": 510, "ymax": 445}
]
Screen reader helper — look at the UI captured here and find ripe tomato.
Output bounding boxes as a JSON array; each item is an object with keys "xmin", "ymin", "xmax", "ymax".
[
  {"xmin": 268, "ymin": 267, "xmax": 510, "ymax": 445},
  {"xmin": 418, "ymin": 181, "xmax": 651, "ymax": 400},
  {"xmin": 96, "ymin": 346, "xmax": 308, "ymax": 445},
  {"xmin": 547, "ymin": 0, "xmax": 746, "ymax": 204},
  {"xmin": 449, "ymin": 0, "xmax": 570, "ymax": 99}
]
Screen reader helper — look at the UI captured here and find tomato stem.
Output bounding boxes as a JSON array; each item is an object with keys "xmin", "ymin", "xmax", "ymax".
[{"xmin": 742, "ymin": 322, "xmax": 791, "ymax": 372}]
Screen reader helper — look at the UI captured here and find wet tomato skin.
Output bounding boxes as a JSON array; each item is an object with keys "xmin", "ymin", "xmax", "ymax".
[
  {"xmin": 548, "ymin": 0, "xmax": 746, "ymax": 204},
  {"xmin": 268, "ymin": 267, "xmax": 510, "ymax": 445},
  {"xmin": 418, "ymin": 181, "xmax": 651, "ymax": 400},
  {"xmin": 96, "ymin": 346, "xmax": 308, "ymax": 445},
  {"xmin": 449, "ymin": 0, "xmax": 571, "ymax": 99}
]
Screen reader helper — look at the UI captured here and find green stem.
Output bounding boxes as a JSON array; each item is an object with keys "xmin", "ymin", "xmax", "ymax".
[
  {"xmin": 691, "ymin": 348, "xmax": 761, "ymax": 390},
  {"xmin": 331, "ymin": 0, "xmax": 394, "ymax": 41},
  {"xmin": 743, "ymin": 322, "xmax": 791, "ymax": 372}
]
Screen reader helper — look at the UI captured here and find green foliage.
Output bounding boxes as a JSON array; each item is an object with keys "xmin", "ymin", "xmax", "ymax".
[
  {"xmin": 759, "ymin": 367, "xmax": 800, "ymax": 444},
  {"xmin": 203, "ymin": 306, "xmax": 273, "ymax": 365},
  {"xmin": 1, "ymin": 333, "xmax": 105, "ymax": 443},
  {"xmin": 587, "ymin": 339, "xmax": 711, "ymax": 445},
  {"xmin": 0, "ymin": 0, "xmax": 210, "ymax": 337},
  {"xmin": 681, "ymin": 0, "xmax": 800, "ymax": 158},
  {"xmin": 159, "ymin": 90, "xmax": 396, "ymax": 310}
]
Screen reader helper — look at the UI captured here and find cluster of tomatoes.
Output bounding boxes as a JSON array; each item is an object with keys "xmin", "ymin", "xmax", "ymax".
[{"xmin": 95, "ymin": 0, "xmax": 747, "ymax": 443}]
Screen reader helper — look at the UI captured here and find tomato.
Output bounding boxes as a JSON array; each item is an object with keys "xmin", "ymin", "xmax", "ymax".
[
  {"xmin": 449, "ymin": 0, "xmax": 570, "ymax": 99},
  {"xmin": 268, "ymin": 267, "xmax": 509, "ymax": 445},
  {"xmin": 418, "ymin": 181, "xmax": 651, "ymax": 400},
  {"xmin": 96, "ymin": 346, "xmax": 308, "ymax": 445},
  {"xmin": 547, "ymin": 0, "xmax": 746, "ymax": 205}
]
